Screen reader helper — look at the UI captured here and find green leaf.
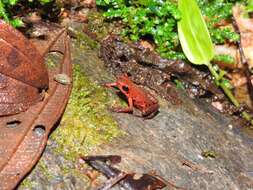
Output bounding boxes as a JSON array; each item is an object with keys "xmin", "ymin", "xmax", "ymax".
[
  {"xmin": 247, "ymin": 0, "xmax": 253, "ymax": 12},
  {"xmin": 10, "ymin": 18, "xmax": 23, "ymax": 27},
  {"xmin": 8, "ymin": 0, "xmax": 18, "ymax": 5},
  {"xmin": 177, "ymin": 0, "xmax": 214, "ymax": 65}
]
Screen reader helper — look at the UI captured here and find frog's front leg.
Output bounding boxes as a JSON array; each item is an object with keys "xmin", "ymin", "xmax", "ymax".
[
  {"xmin": 104, "ymin": 82, "xmax": 117, "ymax": 88},
  {"xmin": 111, "ymin": 97, "xmax": 133, "ymax": 113}
]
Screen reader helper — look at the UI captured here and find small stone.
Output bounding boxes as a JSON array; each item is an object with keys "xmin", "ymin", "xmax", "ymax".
[
  {"xmin": 212, "ymin": 101, "xmax": 223, "ymax": 112},
  {"xmin": 54, "ymin": 74, "xmax": 71, "ymax": 85}
]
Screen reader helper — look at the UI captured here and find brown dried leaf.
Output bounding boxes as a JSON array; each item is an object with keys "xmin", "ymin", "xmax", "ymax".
[
  {"xmin": 0, "ymin": 20, "xmax": 49, "ymax": 116},
  {"xmin": 233, "ymin": 5, "xmax": 253, "ymax": 69},
  {"xmin": 0, "ymin": 24, "xmax": 72, "ymax": 189}
]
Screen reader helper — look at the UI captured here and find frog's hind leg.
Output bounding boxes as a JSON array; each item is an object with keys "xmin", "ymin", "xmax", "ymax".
[
  {"xmin": 142, "ymin": 111, "xmax": 159, "ymax": 119},
  {"xmin": 141, "ymin": 104, "xmax": 159, "ymax": 119}
]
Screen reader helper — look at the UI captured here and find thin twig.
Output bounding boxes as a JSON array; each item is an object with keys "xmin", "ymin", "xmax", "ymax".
[{"xmin": 232, "ymin": 17, "xmax": 253, "ymax": 106}]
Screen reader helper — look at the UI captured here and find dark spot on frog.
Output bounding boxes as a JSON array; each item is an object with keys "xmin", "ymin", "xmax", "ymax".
[
  {"xmin": 122, "ymin": 85, "xmax": 129, "ymax": 92},
  {"xmin": 7, "ymin": 48, "xmax": 21, "ymax": 68}
]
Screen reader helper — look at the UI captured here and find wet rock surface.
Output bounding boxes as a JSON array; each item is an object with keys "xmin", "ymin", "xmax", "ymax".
[{"xmin": 19, "ymin": 20, "xmax": 253, "ymax": 190}]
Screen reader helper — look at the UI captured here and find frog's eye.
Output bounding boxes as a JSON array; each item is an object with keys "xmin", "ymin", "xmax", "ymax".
[{"xmin": 122, "ymin": 85, "xmax": 129, "ymax": 92}]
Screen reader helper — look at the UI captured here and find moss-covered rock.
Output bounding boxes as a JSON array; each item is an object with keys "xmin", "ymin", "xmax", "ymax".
[{"xmin": 51, "ymin": 64, "xmax": 121, "ymax": 161}]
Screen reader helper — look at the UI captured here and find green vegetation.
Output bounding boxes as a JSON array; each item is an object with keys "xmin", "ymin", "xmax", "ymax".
[
  {"xmin": 201, "ymin": 150, "xmax": 217, "ymax": 158},
  {"xmin": 246, "ymin": 0, "xmax": 253, "ymax": 12},
  {"xmin": 96, "ymin": 0, "xmax": 242, "ymax": 59},
  {"xmin": 0, "ymin": 0, "xmax": 22, "ymax": 26},
  {"xmin": 197, "ymin": 0, "xmax": 240, "ymax": 44},
  {"xmin": 97, "ymin": 0, "xmax": 183, "ymax": 59},
  {"xmin": 178, "ymin": 0, "xmax": 214, "ymax": 65},
  {"xmin": 174, "ymin": 79, "xmax": 185, "ymax": 89},
  {"xmin": 178, "ymin": 0, "xmax": 253, "ymax": 125},
  {"xmin": 97, "ymin": 0, "xmax": 253, "ymax": 124},
  {"xmin": 36, "ymin": 159, "xmax": 54, "ymax": 180},
  {"xmin": 20, "ymin": 178, "xmax": 35, "ymax": 189},
  {"xmin": 213, "ymin": 54, "xmax": 235, "ymax": 65},
  {"xmin": 0, "ymin": 0, "xmax": 53, "ymax": 27}
]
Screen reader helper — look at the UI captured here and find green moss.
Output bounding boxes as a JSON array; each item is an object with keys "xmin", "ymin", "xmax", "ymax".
[
  {"xmin": 20, "ymin": 159, "xmax": 56, "ymax": 188},
  {"xmin": 19, "ymin": 159, "xmax": 52, "ymax": 189},
  {"xmin": 72, "ymin": 29, "xmax": 99, "ymax": 50},
  {"xmin": 37, "ymin": 160, "xmax": 54, "ymax": 180},
  {"xmin": 45, "ymin": 53, "xmax": 61, "ymax": 69},
  {"xmin": 201, "ymin": 150, "xmax": 217, "ymax": 158},
  {"xmin": 20, "ymin": 178, "xmax": 35, "ymax": 189},
  {"xmin": 86, "ymin": 11, "xmax": 111, "ymax": 41},
  {"xmin": 51, "ymin": 64, "xmax": 121, "ymax": 161}
]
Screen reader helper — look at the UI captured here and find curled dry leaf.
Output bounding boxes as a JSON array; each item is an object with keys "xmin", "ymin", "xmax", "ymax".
[
  {"xmin": 81, "ymin": 0, "xmax": 96, "ymax": 8},
  {"xmin": 0, "ymin": 23, "xmax": 72, "ymax": 189},
  {"xmin": 233, "ymin": 5, "xmax": 253, "ymax": 106},
  {"xmin": 0, "ymin": 20, "xmax": 49, "ymax": 116},
  {"xmin": 233, "ymin": 5, "xmax": 253, "ymax": 69}
]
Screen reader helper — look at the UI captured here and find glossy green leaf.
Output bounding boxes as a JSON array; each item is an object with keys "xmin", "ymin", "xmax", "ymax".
[{"xmin": 177, "ymin": 0, "xmax": 214, "ymax": 65}]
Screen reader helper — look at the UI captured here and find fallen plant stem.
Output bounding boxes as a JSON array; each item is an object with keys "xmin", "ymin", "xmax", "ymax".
[{"xmin": 207, "ymin": 62, "xmax": 253, "ymax": 125}]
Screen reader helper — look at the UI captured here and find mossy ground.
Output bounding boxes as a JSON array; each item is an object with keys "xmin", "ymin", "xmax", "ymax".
[
  {"xmin": 51, "ymin": 64, "xmax": 121, "ymax": 161},
  {"xmin": 20, "ymin": 15, "xmax": 122, "ymax": 188}
]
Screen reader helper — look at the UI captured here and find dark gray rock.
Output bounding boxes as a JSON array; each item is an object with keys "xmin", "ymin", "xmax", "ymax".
[
  {"xmin": 96, "ymin": 97, "xmax": 253, "ymax": 190},
  {"xmin": 19, "ymin": 17, "xmax": 253, "ymax": 190}
]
